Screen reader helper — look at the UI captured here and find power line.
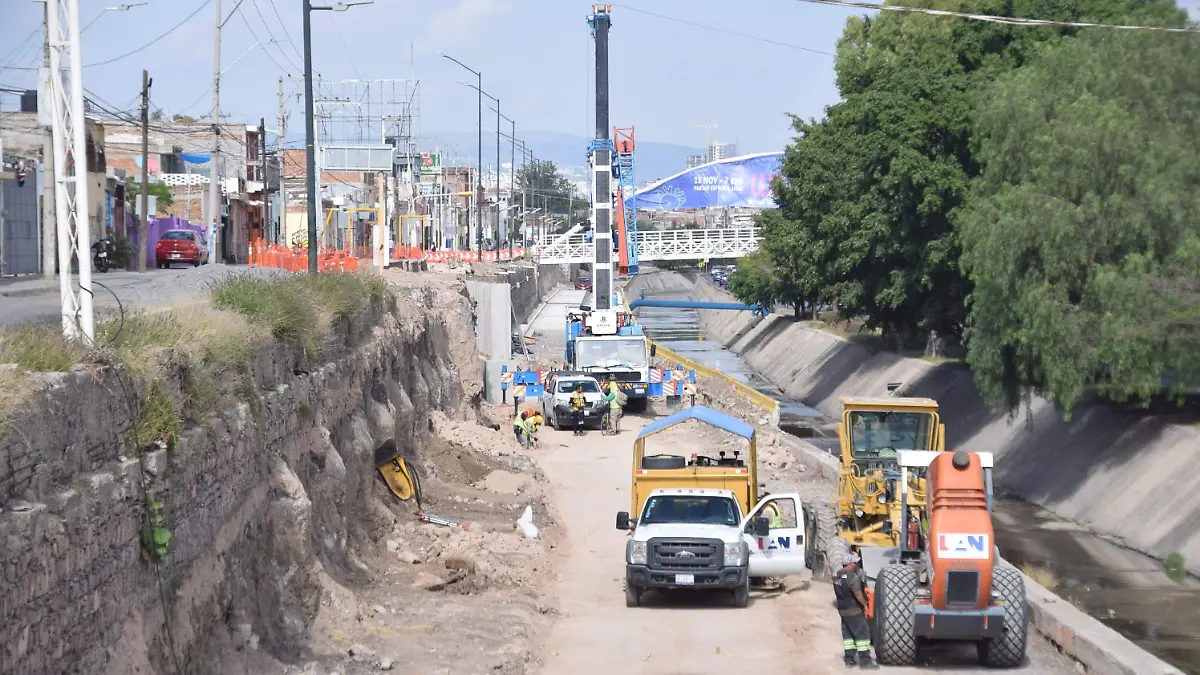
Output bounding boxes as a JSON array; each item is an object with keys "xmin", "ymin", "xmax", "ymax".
[
  {"xmin": 236, "ymin": 5, "xmax": 292, "ymax": 74},
  {"xmin": 793, "ymin": 0, "xmax": 1200, "ymax": 34},
  {"xmin": 327, "ymin": 12, "xmax": 363, "ymax": 79},
  {"xmin": 266, "ymin": 0, "xmax": 306, "ymax": 65},
  {"xmin": 86, "ymin": 0, "xmax": 213, "ymax": 68},
  {"xmin": 249, "ymin": 0, "xmax": 302, "ymax": 72},
  {"xmin": 610, "ymin": 3, "xmax": 834, "ymax": 56}
]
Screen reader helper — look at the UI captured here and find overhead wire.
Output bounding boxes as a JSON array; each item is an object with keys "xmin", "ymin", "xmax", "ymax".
[
  {"xmin": 86, "ymin": 0, "xmax": 214, "ymax": 68},
  {"xmin": 236, "ymin": 5, "xmax": 292, "ymax": 75},
  {"xmin": 610, "ymin": 3, "xmax": 834, "ymax": 56},
  {"xmin": 792, "ymin": 0, "xmax": 1200, "ymax": 33},
  {"xmin": 248, "ymin": 0, "xmax": 302, "ymax": 72},
  {"xmin": 266, "ymin": 0, "xmax": 307, "ymax": 65}
]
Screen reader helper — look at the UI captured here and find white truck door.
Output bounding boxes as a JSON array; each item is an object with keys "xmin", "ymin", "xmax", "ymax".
[{"xmin": 743, "ymin": 493, "xmax": 807, "ymax": 577}]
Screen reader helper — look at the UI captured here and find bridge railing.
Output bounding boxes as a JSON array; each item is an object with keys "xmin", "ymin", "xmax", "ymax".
[{"xmin": 535, "ymin": 227, "xmax": 761, "ymax": 264}]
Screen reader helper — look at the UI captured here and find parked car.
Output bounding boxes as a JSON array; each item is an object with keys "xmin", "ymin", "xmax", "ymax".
[
  {"xmin": 541, "ymin": 372, "xmax": 605, "ymax": 429},
  {"xmin": 155, "ymin": 230, "xmax": 208, "ymax": 268},
  {"xmin": 574, "ymin": 276, "xmax": 592, "ymax": 290}
]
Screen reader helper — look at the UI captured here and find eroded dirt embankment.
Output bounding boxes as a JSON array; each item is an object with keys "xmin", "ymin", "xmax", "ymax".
[{"xmin": 0, "ymin": 271, "xmax": 556, "ymax": 675}]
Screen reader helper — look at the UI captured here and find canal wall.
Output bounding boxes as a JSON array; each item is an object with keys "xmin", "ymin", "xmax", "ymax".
[{"xmin": 669, "ymin": 271, "xmax": 1200, "ymax": 580}]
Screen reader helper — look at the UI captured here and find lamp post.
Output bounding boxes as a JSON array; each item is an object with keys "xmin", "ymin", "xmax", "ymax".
[
  {"xmin": 304, "ymin": 1, "xmax": 373, "ymax": 273},
  {"xmin": 491, "ymin": 108, "xmax": 515, "ymax": 260},
  {"xmin": 460, "ymin": 83, "xmax": 500, "ymax": 260},
  {"xmin": 441, "ymin": 54, "xmax": 483, "ymax": 262}
]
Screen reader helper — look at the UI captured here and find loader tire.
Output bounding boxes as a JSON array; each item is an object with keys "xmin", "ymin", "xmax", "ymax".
[
  {"xmin": 875, "ymin": 564, "xmax": 919, "ymax": 666},
  {"xmin": 979, "ymin": 566, "xmax": 1029, "ymax": 668},
  {"xmin": 826, "ymin": 534, "xmax": 850, "ymax": 582},
  {"xmin": 811, "ymin": 503, "xmax": 837, "ymax": 579}
]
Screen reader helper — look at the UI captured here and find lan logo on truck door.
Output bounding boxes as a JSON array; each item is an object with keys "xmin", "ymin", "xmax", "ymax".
[{"xmin": 937, "ymin": 534, "xmax": 989, "ymax": 560}]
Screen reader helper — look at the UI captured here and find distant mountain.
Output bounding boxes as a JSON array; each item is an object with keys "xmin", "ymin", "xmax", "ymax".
[{"xmin": 420, "ymin": 130, "xmax": 703, "ymax": 184}]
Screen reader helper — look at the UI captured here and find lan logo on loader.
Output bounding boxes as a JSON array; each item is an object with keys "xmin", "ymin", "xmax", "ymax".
[{"xmin": 937, "ymin": 533, "xmax": 989, "ymax": 560}]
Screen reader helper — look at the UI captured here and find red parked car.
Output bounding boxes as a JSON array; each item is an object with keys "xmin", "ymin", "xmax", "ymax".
[
  {"xmin": 155, "ymin": 230, "xmax": 209, "ymax": 268},
  {"xmin": 574, "ymin": 276, "xmax": 592, "ymax": 290}
]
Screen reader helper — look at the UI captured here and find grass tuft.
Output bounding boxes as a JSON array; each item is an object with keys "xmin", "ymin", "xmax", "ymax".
[
  {"xmin": 0, "ymin": 323, "xmax": 87, "ymax": 372},
  {"xmin": 132, "ymin": 383, "xmax": 182, "ymax": 451},
  {"xmin": 1020, "ymin": 563, "xmax": 1060, "ymax": 589}
]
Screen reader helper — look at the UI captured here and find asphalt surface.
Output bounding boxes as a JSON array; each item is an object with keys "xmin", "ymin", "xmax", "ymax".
[{"xmin": 0, "ymin": 265, "xmax": 285, "ymax": 327}]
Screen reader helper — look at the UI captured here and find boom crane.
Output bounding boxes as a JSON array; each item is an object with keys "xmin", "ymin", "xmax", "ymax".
[{"xmin": 587, "ymin": 4, "xmax": 616, "ymax": 327}]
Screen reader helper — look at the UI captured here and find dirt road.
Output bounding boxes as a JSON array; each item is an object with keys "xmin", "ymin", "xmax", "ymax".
[{"xmin": 530, "ymin": 408, "xmax": 1076, "ymax": 675}]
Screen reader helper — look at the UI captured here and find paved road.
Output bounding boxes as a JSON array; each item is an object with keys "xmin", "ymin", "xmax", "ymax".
[{"xmin": 0, "ymin": 265, "xmax": 282, "ymax": 327}]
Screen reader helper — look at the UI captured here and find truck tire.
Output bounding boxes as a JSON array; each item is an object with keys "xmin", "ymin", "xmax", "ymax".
[
  {"xmin": 875, "ymin": 564, "xmax": 919, "ymax": 666},
  {"xmin": 732, "ymin": 577, "xmax": 750, "ymax": 608},
  {"xmin": 978, "ymin": 566, "xmax": 1029, "ymax": 668},
  {"xmin": 826, "ymin": 534, "xmax": 850, "ymax": 582},
  {"xmin": 625, "ymin": 581, "xmax": 642, "ymax": 608},
  {"xmin": 641, "ymin": 454, "xmax": 687, "ymax": 470},
  {"xmin": 806, "ymin": 503, "xmax": 837, "ymax": 577},
  {"xmin": 627, "ymin": 396, "xmax": 649, "ymax": 413}
]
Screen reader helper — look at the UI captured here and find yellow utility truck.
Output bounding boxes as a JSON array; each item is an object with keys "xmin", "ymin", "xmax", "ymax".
[
  {"xmin": 617, "ymin": 406, "xmax": 807, "ymax": 607},
  {"xmin": 805, "ymin": 397, "xmax": 947, "ymax": 578}
]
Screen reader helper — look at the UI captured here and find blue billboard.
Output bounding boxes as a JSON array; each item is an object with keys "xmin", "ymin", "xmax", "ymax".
[{"xmin": 634, "ymin": 152, "xmax": 782, "ymax": 211}]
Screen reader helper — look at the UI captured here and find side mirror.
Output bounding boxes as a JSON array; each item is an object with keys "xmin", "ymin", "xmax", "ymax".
[
  {"xmin": 616, "ymin": 512, "xmax": 633, "ymax": 530},
  {"xmin": 750, "ymin": 516, "xmax": 770, "ymax": 537},
  {"xmin": 650, "ymin": 344, "xmax": 657, "ymax": 357}
]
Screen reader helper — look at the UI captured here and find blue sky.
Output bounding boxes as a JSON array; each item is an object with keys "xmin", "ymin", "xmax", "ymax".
[{"xmin": 2, "ymin": 0, "xmax": 1198, "ymax": 157}]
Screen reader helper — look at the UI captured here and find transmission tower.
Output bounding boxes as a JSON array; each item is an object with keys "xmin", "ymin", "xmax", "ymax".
[{"xmin": 46, "ymin": 0, "xmax": 94, "ymax": 342}]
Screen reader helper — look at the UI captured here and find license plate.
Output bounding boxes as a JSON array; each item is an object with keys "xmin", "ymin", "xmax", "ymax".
[
  {"xmin": 171, "ymin": 254, "xmax": 180, "ymax": 259},
  {"xmin": 674, "ymin": 574, "xmax": 694, "ymax": 586}
]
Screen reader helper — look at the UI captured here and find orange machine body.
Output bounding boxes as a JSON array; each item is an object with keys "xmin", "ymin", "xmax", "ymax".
[{"xmin": 926, "ymin": 451, "xmax": 994, "ymax": 610}]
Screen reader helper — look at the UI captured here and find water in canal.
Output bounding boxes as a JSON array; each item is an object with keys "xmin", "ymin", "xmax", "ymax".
[{"xmin": 636, "ymin": 298, "xmax": 1200, "ymax": 673}]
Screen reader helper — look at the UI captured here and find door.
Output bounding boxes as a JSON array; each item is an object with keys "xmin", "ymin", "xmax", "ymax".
[{"xmin": 743, "ymin": 493, "xmax": 807, "ymax": 577}]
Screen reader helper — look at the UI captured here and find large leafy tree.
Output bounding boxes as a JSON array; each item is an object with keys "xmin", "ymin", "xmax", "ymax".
[
  {"xmin": 515, "ymin": 159, "xmax": 579, "ymax": 220},
  {"xmin": 959, "ymin": 25, "xmax": 1198, "ymax": 416},
  {"xmin": 766, "ymin": 0, "xmax": 1185, "ymax": 350}
]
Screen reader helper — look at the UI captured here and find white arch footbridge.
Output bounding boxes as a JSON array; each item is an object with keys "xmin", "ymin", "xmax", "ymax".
[{"xmin": 536, "ymin": 226, "xmax": 759, "ymax": 264}]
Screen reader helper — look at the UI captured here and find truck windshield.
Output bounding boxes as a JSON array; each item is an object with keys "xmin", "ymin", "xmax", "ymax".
[
  {"xmin": 557, "ymin": 380, "xmax": 600, "ymax": 394},
  {"xmin": 640, "ymin": 496, "xmax": 740, "ymax": 527},
  {"xmin": 576, "ymin": 338, "xmax": 647, "ymax": 370},
  {"xmin": 848, "ymin": 411, "xmax": 934, "ymax": 459}
]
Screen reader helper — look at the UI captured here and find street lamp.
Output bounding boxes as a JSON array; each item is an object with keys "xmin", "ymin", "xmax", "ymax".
[
  {"xmin": 82, "ymin": 3, "xmax": 147, "ymax": 33},
  {"xmin": 440, "ymin": 53, "xmax": 483, "ymax": 262},
  {"xmin": 490, "ymin": 107, "xmax": 516, "ymax": 261},
  {"xmin": 459, "ymin": 82, "xmax": 502, "ymax": 262},
  {"xmin": 304, "ymin": 0, "xmax": 374, "ymax": 273}
]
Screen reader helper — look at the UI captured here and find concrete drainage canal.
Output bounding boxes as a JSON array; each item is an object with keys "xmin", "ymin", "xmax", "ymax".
[{"xmin": 635, "ymin": 292, "xmax": 1200, "ymax": 674}]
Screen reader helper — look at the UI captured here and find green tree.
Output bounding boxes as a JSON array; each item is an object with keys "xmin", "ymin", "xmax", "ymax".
[
  {"xmin": 728, "ymin": 250, "xmax": 779, "ymax": 311},
  {"xmin": 958, "ymin": 26, "xmax": 1198, "ymax": 416},
  {"xmin": 171, "ymin": 113, "xmax": 196, "ymax": 124},
  {"xmin": 127, "ymin": 179, "xmax": 174, "ymax": 213},
  {"xmin": 766, "ymin": 0, "xmax": 1185, "ymax": 351},
  {"xmin": 515, "ymin": 159, "xmax": 574, "ymax": 217}
]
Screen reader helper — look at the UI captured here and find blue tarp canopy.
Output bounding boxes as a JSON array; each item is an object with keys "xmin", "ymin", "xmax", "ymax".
[
  {"xmin": 636, "ymin": 405, "xmax": 756, "ymax": 441},
  {"xmin": 178, "ymin": 153, "xmax": 211, "ymax": 164},
  {"xmin": 634, "ymin": 152, "xmax": 783, "ymax": 211}
]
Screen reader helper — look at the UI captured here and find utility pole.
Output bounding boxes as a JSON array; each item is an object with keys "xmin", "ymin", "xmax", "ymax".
[
  {"xmin": 209, "ymin": 0, "xmax": 223, "ymax": 265},
  {"xmin": 259, "ymin": 117, "xmax": 267, "ymax": 246},
  {"xmin": 277, "ymin": 76, "xmax": 287, "ymax": 245},
  {"xmin": 138, "ymin": 69, "xmax": 151, "ymax": 272},
  {"xmin": 303, "ymin": 0, "xmax": 318, "ymax": 272},
  {"xmin": 40, "ymin": 1, "xmax": 56, "ymax": 280}
]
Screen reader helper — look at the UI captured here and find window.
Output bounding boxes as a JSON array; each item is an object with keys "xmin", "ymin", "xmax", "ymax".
[
  {"xmin": 848, "ymin": 411, "xmax": 934, "ymax": 460},
  {"xmin": 161, "ymin": 231, "xmax": 194, "ymax": 241},
  {"xmin": 762, "ymin": 498, "xmax": 798, "ymax": 529},
  {"xmin": 641, "ymin": 496, "xmax": 739, "ymax": 527},
  {"xmin": 558, "ymin": 380, "xmax": 600, "ymax": 394},
  {"xmin": 576, "ymin": 338, "xmax": 647, "ymax": 370}
]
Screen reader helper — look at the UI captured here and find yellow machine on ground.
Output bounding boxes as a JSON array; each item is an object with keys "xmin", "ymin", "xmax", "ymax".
[
  {"xmin": 629, "ymin": 406, "xmax": 759, "ymax": 517},
  {"xmin": 804, "ymin": 397, "xmax": 946, "ymax": 577}
]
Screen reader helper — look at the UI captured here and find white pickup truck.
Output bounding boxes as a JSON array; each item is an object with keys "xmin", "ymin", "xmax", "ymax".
[{"xmin": 616, "ymin": 487, "xmax": 808, "ymax": 608}]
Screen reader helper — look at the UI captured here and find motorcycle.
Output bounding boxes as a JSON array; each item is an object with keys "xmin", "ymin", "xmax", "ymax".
[{"xmin": 92, "ymin": 237, "xmax": 112, "ymax": 273}]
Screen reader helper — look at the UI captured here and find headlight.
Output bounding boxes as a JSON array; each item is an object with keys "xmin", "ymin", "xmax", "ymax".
[
  {"xmin": 724, "ymin": 542, "xmax": 744, "ymax": 566},
  {"xmin": 854, "ymin": 508, "xmax": 865, "ymax": 518},
  {"xmin": 878, "ymin": 493, "xmax": 887, "ymax": 503},
  {"xmin": 629, "ymin": 541, "xmax": 647, "ymax": 565}
]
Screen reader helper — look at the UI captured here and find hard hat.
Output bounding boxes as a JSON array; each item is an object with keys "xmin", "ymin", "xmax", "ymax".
[{"xmin": 845, "ymin": 551, "xmax": 861, "ymax": 566}]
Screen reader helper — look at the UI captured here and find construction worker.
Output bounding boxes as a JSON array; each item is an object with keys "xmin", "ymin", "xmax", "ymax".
[
  {"xmin": 763, "ymin": 501, "xmax": 785, "ymax": 529},
  {"xmin": 512, "ymin": 412, "xmax": 532, "ymax": 447},
  {"xmin": 524, "ymin": 413, "xmax": 543, "ymax": 449},
  {"xmin": 601, "ymin": 379, "xmax": 623, "ymax": 434},
  {"xmin": 570, "ymin": 385, "xmax": 588, "ymax": 436},
  {"xmin": 834, "ymin": 550, "xmax": 878, "ymax": 669}
]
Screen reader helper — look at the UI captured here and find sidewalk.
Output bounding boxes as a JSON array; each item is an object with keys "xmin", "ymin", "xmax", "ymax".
[{"xmin": 0, "ymin": 276, "xmax": 59, "ymax": 298}]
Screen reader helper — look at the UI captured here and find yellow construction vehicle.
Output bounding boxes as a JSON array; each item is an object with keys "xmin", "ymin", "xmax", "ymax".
[{"xmin": 804, "ymin": 397, "xmax": 946, "ymax": 578}]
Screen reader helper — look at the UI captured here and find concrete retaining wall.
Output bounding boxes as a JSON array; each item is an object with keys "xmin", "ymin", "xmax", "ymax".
[
  {"xmin": 673, "ymin": 273, "xmax": 1200, "ymax": 578},
  {"xmin": 0, "ymin": 292, "xmax": 478, "ymax": 674}
]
